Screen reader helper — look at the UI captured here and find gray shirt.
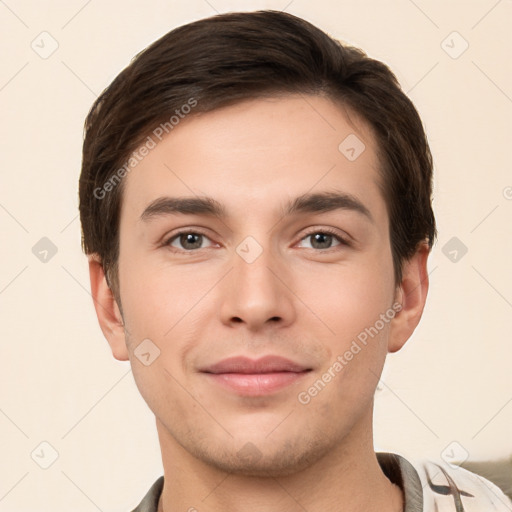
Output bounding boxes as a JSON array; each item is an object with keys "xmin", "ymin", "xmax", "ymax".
[{"xmin": 131, "ymin": 452, "xmax": 512, "ymax": 511}]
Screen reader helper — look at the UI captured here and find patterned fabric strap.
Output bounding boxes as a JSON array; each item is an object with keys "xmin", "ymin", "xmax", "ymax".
[{"xmin": 409, "ymin": 457, "xmax": 512, "ymax": 511}]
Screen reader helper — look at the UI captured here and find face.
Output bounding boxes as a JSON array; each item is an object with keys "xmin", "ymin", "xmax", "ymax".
[{"xmin": 113, "ymin": 95, "xmax": 406, "ymax": 476}]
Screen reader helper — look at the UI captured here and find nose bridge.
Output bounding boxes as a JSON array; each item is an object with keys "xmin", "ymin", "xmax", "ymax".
[
  {"xmin": 235, "ymin": 243, "xmax": 277, "ymax": 295},
  {"xmin": 219, "ymin": 233, "xmax": 295, "ymax": 329}
]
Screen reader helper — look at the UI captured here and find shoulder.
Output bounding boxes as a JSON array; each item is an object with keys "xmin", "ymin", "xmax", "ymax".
[
  {"xmin": 406, "ymin": 456, "xmax": 512, "ymax": 511},
  {"xmin": 130, "ymin": 476, "xmax": 164, "ymax": 512}
]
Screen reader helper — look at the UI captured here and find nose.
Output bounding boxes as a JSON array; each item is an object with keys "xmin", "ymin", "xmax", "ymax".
[{"xmin": 218, "ymin": 239, "xmax": 296, "ymax": 332}]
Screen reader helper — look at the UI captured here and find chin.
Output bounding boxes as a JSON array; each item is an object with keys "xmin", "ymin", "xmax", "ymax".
[{"xmin": 193, "ymin": 435, "xmax": 333, "ymax": 478}]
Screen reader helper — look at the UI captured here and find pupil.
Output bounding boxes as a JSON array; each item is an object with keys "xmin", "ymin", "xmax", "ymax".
[
  {"xmin": 312, "ymin": 233, "xmax": 331, "ymax": 249},
  {"xmin": 181, "ymin": 233, "xmax": 202, "ymax": 249}
]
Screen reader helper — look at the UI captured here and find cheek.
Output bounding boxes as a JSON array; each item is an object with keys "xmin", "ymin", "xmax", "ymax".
[
  {"xmin": 117, "ymin": 245, "xmax": 197, "ymax": 338},
  {"xmin": 294, "ymin": 257, "xmax": 395, "ymax": 341}
]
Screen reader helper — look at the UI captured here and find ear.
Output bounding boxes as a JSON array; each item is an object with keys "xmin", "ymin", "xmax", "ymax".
[
  {"xmin": 388, "ymin": 243, "xmax": 430, "ymax": 353},
  {"xmin": 88, "ymin": 254, "xmax": 129, "ymax": 361}
]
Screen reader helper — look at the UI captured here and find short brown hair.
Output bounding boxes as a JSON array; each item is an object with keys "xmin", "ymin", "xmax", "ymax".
[{"xmin": 79, "ymin": 10, "xmax": 436, "ymax": 301}]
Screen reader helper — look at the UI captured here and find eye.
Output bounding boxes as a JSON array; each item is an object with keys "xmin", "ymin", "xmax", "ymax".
[
  {"xmin": 164, "ymin": 231, "xmax": 215, "ymax": 251},
  {"xmin": 297, "ymin": 229, "xmax": 348, "ymax": 250}
]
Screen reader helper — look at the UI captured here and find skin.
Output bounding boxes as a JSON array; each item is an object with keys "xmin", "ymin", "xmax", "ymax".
[{"xmin": 89, "ymin": 94, "xmax": 429, "ymax": 512}]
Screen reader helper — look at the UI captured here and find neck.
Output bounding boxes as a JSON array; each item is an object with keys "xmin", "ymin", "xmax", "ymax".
[{"xmin": 155, "ymin": 407, "xmax": 404, "ymax": 512}]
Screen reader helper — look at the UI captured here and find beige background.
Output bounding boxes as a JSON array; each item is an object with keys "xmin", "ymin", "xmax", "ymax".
[{"xmin": 1, "ymin": 0, "xmax": 511, "ymax": 510}]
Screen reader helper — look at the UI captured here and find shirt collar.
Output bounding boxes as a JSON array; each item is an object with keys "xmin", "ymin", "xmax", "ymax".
[{"xmin": 132, "ymin": 452, "xmax": 424, "ymax": 512}]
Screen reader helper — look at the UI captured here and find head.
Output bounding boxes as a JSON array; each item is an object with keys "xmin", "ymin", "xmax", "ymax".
[{"xmin": 80, "ymin": 10, "xmax": 435, "ymax": 476}]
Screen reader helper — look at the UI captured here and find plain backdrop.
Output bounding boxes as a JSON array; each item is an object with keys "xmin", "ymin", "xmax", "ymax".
[{"xmin": 0, "ymin": 0, "xmax": 511, "ymax": 510}]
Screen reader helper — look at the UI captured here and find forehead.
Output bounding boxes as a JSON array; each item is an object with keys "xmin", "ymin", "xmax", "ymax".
[{"xmin": 120, "ymin": 94, "xmax": 386, "ymax": 224}]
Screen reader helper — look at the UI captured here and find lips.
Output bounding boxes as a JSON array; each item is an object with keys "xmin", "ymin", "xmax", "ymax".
[
  {"xmin": 200, "ymin": 356, "xmax": 312, "ymax": 396},
  {"xmin": 201, "ymin": 355, "xmax": 311, "ymax": 374}
]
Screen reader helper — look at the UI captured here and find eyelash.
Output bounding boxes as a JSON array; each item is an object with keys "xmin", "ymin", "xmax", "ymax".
[{"xmin": 162, "ymin": 227, "xmax": 350, "ymax": 253}]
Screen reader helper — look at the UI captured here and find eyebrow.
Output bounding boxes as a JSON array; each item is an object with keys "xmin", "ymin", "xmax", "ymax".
[{"xmin": 139, "ymin": 191, "xmax": 373, "ymax": 223}]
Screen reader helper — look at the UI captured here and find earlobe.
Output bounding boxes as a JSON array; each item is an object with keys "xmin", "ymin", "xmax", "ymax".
[
  {"xmin": 388, "ymin": 244, "xmax": 430, "ymax": 353},
  {"xmin": 87, "ymin": 255, "xmax": 129, "ymax": 361}
]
